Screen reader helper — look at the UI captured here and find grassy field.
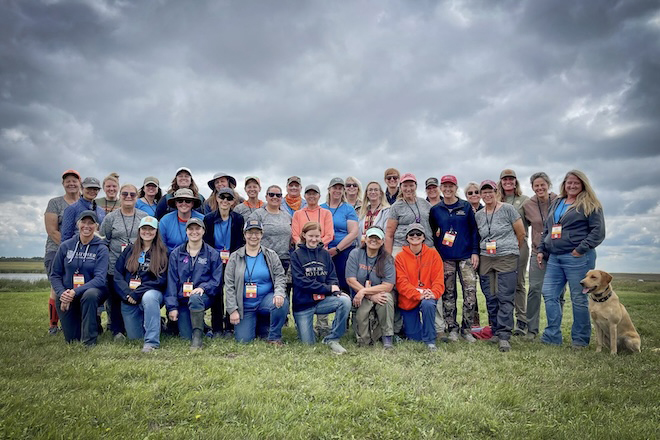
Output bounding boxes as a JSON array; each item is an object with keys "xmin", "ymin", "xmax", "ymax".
[
  {"xmin": 0, "ymin": 279, "xmax": 658, "ymax": 439},
  {"xmin": 0, "ymin": 259, "xmax": 45, "ymax": 273}
]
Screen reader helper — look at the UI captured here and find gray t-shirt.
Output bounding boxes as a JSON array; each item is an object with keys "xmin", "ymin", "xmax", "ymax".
[
  {"xmin": 45, "ymin": 196, "xmax": 73, "ymax": 255},
  {"xmin": 100, "ymin": 209, "xmax": 148, "ymax": 270},
  {"xmin": 475, "ymin": 203, "xmax": 521, "ymax": 256},
  {"xmin": 388, "ymin": 197, "xmax": 433, "ymax": 247},
  {"xmin": 247, "ymin": 208, "xmax": 293, "ymax": 260},
  {"xmin": 345, "ymin": 247, "xmax": 396, "ymax": 290},
  {"xmin": 233, "ymin": 202, "xmax": 264, "ymax": 221}
]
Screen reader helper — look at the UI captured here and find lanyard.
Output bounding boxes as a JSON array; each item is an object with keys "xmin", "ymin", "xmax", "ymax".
[
  {"xmin": 363, "ymin": 251, "xmax": 377, "ymax": 283},
  {"xmin": 536, "ymin": 198, "xmax": 547, "ymax": 226},
  {"xmin": 186, "ymin": 246, "xmax": 201, "ymax": 282},
  {"xmin": 304, "ymin": 209, "xmax": 321, "ymax": 224},
  {"xmin": 245, "ymin": 250, "xmax": 262, "ymax": 283},
  {"xmin": 121, "ymin": 212, "xmax": 137, "ymax": 245},
  {"xmin": 553, "ymin": 199, "xmax": 571, "ymax": 224},
  {"xmin": 415, "ymin": 250, "xmax": 424, "ymax": 287},
  {"xmin": 484, "ymin": 205, "xmax": 497, "ymax": 239},
  {"xmin": 329, "ymin": 202, "xmax": 343, "ymax": 219},
  {"xmin": 405, "ymin": 199, "xmax": 421, "ymax": 223},
  {"xmin": 68, "ymin": 240, "xmax": 90, "ymax": 272},
  {"xmin": 105, "ymin": 198, "xmax": 118, "ymax": 212}
]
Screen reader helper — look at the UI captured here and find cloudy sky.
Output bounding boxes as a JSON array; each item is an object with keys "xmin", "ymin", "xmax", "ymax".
[{"xmin": 1, "ymin": 0, "xmax": 659, "ymax": 273}]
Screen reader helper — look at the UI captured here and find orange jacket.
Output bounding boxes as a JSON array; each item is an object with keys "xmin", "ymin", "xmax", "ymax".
[
  {"xmin": 292, "ymin": 207, "xmax": 334, "ymax": 248},
  {"xmin": 395, "ymin": 244, "xmax": 445, "ymax": 310}
]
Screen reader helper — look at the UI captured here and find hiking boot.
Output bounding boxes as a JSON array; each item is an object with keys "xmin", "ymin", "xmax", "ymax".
[
  {"xmin": 448, "ymin": 330, "xmax": 459, "ymax": 342},
  {"xmin": 325, "ymin": 340, "xmax": 347, "ymax": 355},
  {"xmin": 426, "ymin": 343, "xmax": 438, "ymax": 352},
  {"xmin": 499, "ymin": 339, "xmax": 511, "ymax": 352},
  {"xmin": 461, "ymin": 331, "xmax": 477, "ymax": 343},
  {"xmin": 382, "ymin": 335, "xmax": 393, "ymax": 350}
]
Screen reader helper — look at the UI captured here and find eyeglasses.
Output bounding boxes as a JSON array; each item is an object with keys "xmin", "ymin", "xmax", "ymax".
[
  {"xmin": 466, "ymin": 191, "xmax": 479, "ymax": 196},
  {"xmin": 407, "ymin": 232, "xmax": 423, "ymax": 237},
  {"xmin": 245, "ymin": 230, "xmax": 262, "ymax": 236},
  {"xmin": 218, "ymin": 194, "xmax": 234, "ymax": 201},
  {"xmin": 267, "ymin": 192, "xmax": 282, "ymax": 198},
  {"xmin": 386, "ymin": 176, "xmax": 399, "ymax": 181},
  {"xmin": 345, "ymin": 183, "xmax": 358, "ymax": 188},
  {"xmin": 121, "ymin": 192, "xmax": 137, "ymax": 198},
  {"xmin": 176, "ymin": 199, "xmax": 194, "ymax": 204}
]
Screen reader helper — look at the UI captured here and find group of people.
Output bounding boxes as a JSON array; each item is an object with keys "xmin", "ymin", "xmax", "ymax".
[{"xmin": 44, "ymin": 166, "xmax": 605, "ymax": 354}]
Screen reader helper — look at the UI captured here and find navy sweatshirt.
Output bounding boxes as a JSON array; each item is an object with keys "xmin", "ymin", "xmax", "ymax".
[
  {"xmin": 429, "ymin": 198, "xmax": 480, "ymax": 261},
  {"xmin": 165, "ymin": 242, "xmax": 223, "ymax": 311},
  {"xmin": 50, "ymin": 235, "xmax": 109, "ymax": 298},
  {"xmin": 203, "ymin": 210, "xmax": 245, "ymax": 252},
  {"xmin": 290, "ymin": 243, "xmax": 339, "ymax": 313},
  {"xmin": 114, "ymin": 244, "xmax": 168, "ymax": 303}
]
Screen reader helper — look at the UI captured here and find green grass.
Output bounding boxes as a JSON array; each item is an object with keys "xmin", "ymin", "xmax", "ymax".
[
  {"xmin": 1, "ymin": 281, "xmax": 659, "ymax": 439},
  {"xmin": 0, "ymin": 279, "xmax": 50, "ymax": 292},
  {"xmin": 0, "ymin": 260, "xmax": 45, "ymax": 273}
]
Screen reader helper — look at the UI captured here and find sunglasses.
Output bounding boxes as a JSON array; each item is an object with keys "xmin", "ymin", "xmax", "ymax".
[
  {"xmin": 466, "ymin": 191, "xmax": 479, "ymax": 196},
  {"xmin": 386, "ymin": 176, "xmax": 399, "ymax": 181},
  {"xmin": 345, "ymin": 183, "xmax": 358, "ymax": 188},
  {"xmin": 121, "ymin": 192, "xmax": 137, "ymax": 198},
  {"xmin": 267, "ymin": 192, "xmax": 282, "ymax": 198},
  {"xmin": 176, "ymin": 198, "xmax": 194, "ymax": 204},
  {"xmin": 218, "ymin": 194, "xmax": 234, "ymax": 201},
  {"xmin": 407, "ymin": 232, "xmax": 423, "ymax": 237}
]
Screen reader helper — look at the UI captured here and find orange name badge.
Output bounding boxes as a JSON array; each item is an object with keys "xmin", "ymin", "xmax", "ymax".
[
  {"xmin": 121, "ymin": 243, "xmax": 128, "ymax": 253},
  {"xmin": 220, "ymin": 250, "xmax": 230, "ymax": 264},
  {"xmin": 365, "ymin": 280, "xmax": 372, "ymax": 288},
  {"xmin": 442, "ymin": 231, "xmax": 457, "ymax": 247},
  {"xmin": 129, "ymin": 278, "xmax": 141, "ymax": 290},
  {"xmin": 73, "ymin": 274, "xmax": 85, "ymax": 288},
  {"xmin": 551, "ymin": 224, "xmax": 562, "ymax": 239},
  {"xmin": 313, "ymin": 294, "xmax": 326, "ymax": 301},
  {"xmin": 486, "ymin": 240, "xmax": 497, "ymax": 255},
  {"xmin": 182, "ymin": 282, "xmax": 194, "ymax": 297},
  {"xmin": 245, "ymin": 283, "xmax": 257, "ymax": 298}
]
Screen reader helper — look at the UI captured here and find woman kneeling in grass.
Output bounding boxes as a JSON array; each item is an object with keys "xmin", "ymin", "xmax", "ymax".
[{"xmin": 291, "ymin": 221, "xmax": 352, "ymax": 354}]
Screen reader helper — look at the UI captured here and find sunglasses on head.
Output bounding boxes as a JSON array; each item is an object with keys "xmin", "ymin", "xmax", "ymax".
[
  {"xmin": 121, "ymin": 191, "xmax": 137, "ymax": 198},
  {"xmin": 176, "ymin": 198, "xmax": 194, "ymax": 204},
  {"xmin": 386, "ymin": 176, "xmax": 399, "ymax": 181},
  {"xmin": 218, "ymin": 194, "xmax": 234, "ymax": 201},
  {"xmin": 267, "ymin": 192, "xmax": 282, "ymax": 198},
  {"xmin": 407, "ymin": 231, "xmax": 423, "ymax": 237},
  {"xmin": 466, "ymin": 191, "xmax": 479, "ymax": 196}
]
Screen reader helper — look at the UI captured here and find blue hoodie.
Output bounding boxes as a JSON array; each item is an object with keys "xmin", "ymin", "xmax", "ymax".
[
  {"xmin": 159, "ymin": 210, "xmax": 205, "ymax": 253},
  {"xmin": 114, "ymin": 244, "xmax": 168, "ymax": 303},
  {"xmin": 165, "ymin": 242, "xmax": 223, "ymax": 312},
  {"xmin": 60, "ymin": 198, "xmax": 106, "ymax": 242},
  {"xmin": 50, "ymin": 235, "xmax": 109, "ymax": 298},
  {"xmin": 429, "ymin": 198, "xmax": 480, "ymax": 261},
  {"xmin": 290, "ymin": 243, "xmax": 339, "ymax": 313}
]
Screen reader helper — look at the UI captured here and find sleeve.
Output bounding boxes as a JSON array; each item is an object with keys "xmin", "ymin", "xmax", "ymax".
[
  {"xmin": 269, "ymin": 252, "xmax": 287, "ymax": 298},
  {"xmin": 321, "ymin": 211, "xmax": 334, "ymax": 247},
  {"xmin": 325, "ymin": 252, "xmax": 339, "ymax": 289},
  {"xmin": 49, "ymin": 245, "xmax": 67, "ymax": 296},
  {"xmin": 60, "ymin": 205, "xmax": 76, "ymax": 242},
  {"xmin": 203, "ymin": 213, "xmax": 214, "ymax": 246},
  {"xmin": 113, "ymin": 248, "xmax": 131, "ymax": 301},
  {"xmin": 74, "ymin": 246, "xmax": 109, "ymax": 297},
  {"xmin": 290, "ymin": 251, "xmax": 334, "ymax": 295},
  {"xmin": 223, "ymin": 252, "xmax": 239, "ymax": 314},
  {"xmin": 382, "ymin": 257, "xmax": 396, "ymax": 284},
  {"xmin": 388, "ymin": 203, "xmax": 399, "ymax": 220},
  {"xmin": 395, "ymin": 255, "xmax": 421, "ymax": 302},
  {"xmin": 576, "ymin": 209, "xmax": 606, "ymax": 255},
  {"xmin": 430, "ymin": 252, "xmax": 445, "ymax": 299},
  {"xmin": 467, "ymin": 205, "xmax": 479, "ymax": 255},
  {"xmin": 346, "ymin": 206, "xmax": 359, "ymax": 222},
  {"xmin": 198, "ymin": 250, "xmax": 223, "ymax": 296},
  {"xmin": 165, "ymin": 251, "xmax": 179, "ymax": 311},
  {"xmin": 538, "ymin": 200, "xmax": 557, "ymax": 254},
  {"xmin": 155, "ymin": 197, "xmax": 169, "ymax": 220},
  {"xmin": 46, "ymin": 198, "xmax": 58, "ymax": 214},
  {"xmin": 291, "ymin": 212, "xmax": 301, "ymax": 243},
  {"xmin": 508, "ymin": 204, "xmax": 521, "ymax": 224},
  {"xmin": 345, "ymin": 248, "xmax": 360, "ymax": 280},
  {"xmin": 100, "ymin": 214, "xmax": 112, "ymax": 243},
  {"xmin": 429, "ymin": 207, "xmax": 441, "ymax": 249}
]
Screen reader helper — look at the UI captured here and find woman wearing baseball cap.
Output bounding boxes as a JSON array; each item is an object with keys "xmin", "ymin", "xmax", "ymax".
[
  {"xmin": 159, "ymin": 188, "xmax": 205, "ymax": 253},
  {"xmin": 50, "ymin": 210, "xmax": 109, "ymax": 346},
  {"xmin": 114, "ymin": 216, "xmax": 168, "ymax": 352},
  {"xmin": 60, "ymin": 176, "xmax": 106, "ymax": 242},
  {"xmin": 136, "ymin": 176, "xmax": 162, "ymax": 217},
  {"xmin": 154, "ymin": 167, "xmax": 206, "ymax": 219},
  {"xmin": 44, "ymin": 169, "xmax": 81, "ymax": 335},
  {"xmin": 233, "ymin": 176, "xmax": 265, "ymax": 220}
]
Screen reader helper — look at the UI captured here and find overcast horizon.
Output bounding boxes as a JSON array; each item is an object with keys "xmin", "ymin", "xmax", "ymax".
[{"xmin": 1, "ymin": 0, "xmax": 659, "ymax": 273}]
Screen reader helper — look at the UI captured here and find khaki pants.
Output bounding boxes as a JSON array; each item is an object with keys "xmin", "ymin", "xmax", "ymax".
[{"xmin": 354, "ymin": 292, "xmax": 395, "ymax": 345}]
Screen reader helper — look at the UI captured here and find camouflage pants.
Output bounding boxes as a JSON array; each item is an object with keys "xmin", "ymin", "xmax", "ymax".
[{"xmin": 443, "ymin": 259, "xmax": 478, "ymax": 332}]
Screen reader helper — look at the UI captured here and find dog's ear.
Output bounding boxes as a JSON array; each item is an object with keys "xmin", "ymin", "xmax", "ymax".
[{"xmin": 600, "ymin": 270, "xmax": 613, "ymax": 286}]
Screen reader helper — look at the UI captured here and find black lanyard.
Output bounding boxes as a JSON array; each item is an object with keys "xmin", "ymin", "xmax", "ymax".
[
  {"xmin": 304, "ymin": 209, "xmax": 321, "ymax": 224},
  {"xmin": 363, "ymin": 251, "xmax": 377, "ymax": 283},
  {"xmin": 245, "ymin": 250, "xmax": 262, "ymax": 283},
  {"xmin": 415, "ymin": 250, "xmax": 424, "ymax": 287},
  {"xmin": 405, "ymin": 199, "xmax": 421, "ymax": 223},
  {"xmin": 484, "ymin": 205, "xmax": 497, "ymax": 239},
  {"xmin": 329, "ymin": 202, "xmax": 343, "ymax": 219},
  {"xmin": 121, "ymin": 212, "xmax": 137, "ymax": 245},
  {"xmin": 537, "ymin": 198, "xmax": 547, "ymax": 226}
]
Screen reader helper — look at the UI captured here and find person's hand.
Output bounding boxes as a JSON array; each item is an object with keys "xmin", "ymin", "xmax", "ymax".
[
  {"xmin": 273, "ymin": 295, "xmax": 285, "ymax": 308},
  {"xmin": 60, "ymin": 289, "xmax": 75, "ymax": 304},
  {"xmin": 331, "ymin": 285, "xmax": 340, "ymax": 293},
  {"xmin": 190, "ymin": 287, "xmax": 204, "ymax": 296},
  {"xmin": 353, "ymin": 291, "xmax": 365, "ymax": 307},
  {"xmin": 423, "ymin": 289, "xmax": 435, "ymax": 300},
  {"xmin": 127, "ymin": 296, "xmax": 137, "ymax": 305},
  {"xmin": 571, "ymin": 249, "xmax": 583, "ymax": 257},
  {"xmin": 536, "ymin": 252, "xmax": 544, "ymax": 268},
  {"xmin": 168, "ymin": 310, "xmax": 178, "ymax": 321},
  {"xmin": 471, "ymin": 254, "xmax": 479, "ymax": 270},
  {"xmin": 229, "ymin": 310, "xmax": 240, "ymax": 325},
  {"xmin": 370, "ymin": 292, "xmax": 389, "ymax": 305},
  {"xmin": 328, "ymin": 247, "xmax": 338, "ymax": 257}
]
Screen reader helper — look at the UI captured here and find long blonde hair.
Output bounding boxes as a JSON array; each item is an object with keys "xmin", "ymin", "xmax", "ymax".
[
  {"xmin": 559, "ymin": 170, "xmax": 602, "ymax": 216},
  {"xmin": 359, "ymin": 181, "xmax": 390, "ymax": 218},
  {"xmin": 345, "ymin": 176, "xmax": 362, "ymax": 203}
]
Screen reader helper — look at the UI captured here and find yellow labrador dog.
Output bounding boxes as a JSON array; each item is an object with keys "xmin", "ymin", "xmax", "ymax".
[{"xmin": 580, "ymin": 270, "xmax": 641, "ymax": 354}]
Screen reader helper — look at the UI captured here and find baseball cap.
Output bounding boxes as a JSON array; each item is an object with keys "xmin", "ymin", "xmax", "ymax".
[
  {"xmin": 500, "ymin": 169, "xmax": 517, "ymax": 179},
  {"xmin": 480, "ymin": 180, "xmax": 498, "ymax": 191},
  {"xmin": 76, "ymin": 210, "xmax": 99, "ymax": 224},
  {"xmin": 328, "ymin": 177, "xmax": 345, "ymax": 188},
  {"xmin": 287, "ymin": 176, "xmax": 302, "ymax": 185},
  {"xmin": 304, "ymin": 184, "xmax": 320, "ymax": 194},
  {"xmin": 175, "ymin": 167, "xmax": 192, "ymax": 176},
  {"xmin": 139, "ymin": 216, "xmax": 159, "ymax": 229},
  {"xmin": 185, "ymin": 218, "xmax": 205, "ymax": 229},
  {"xmin": 143, "ymin": 176, "xmax": 160, "ymax": 186},
  {"xmin": 62, "ymin": 169, "xmax": 81, "ymax": 180},
  {"xmin": 82, "ymin": 177, "xmax": 101, "ymax": 189},
  {"xmin": 245, "ymin": 176, "xmax": 261, "ymax": 186},
  {"xmin": 440, "ymin": 175, "xmax": 458, "ymax": 185},
  {"xmin": 400, "ymin": 173, "xmax": 417, "ymax": 184},
  {"xmin": 243, "ymin": 219, "xmax": 264, "ymax": 231},
  {"xmin": 425, "ymin": 177, "xmax": 439, "ymax": 188},
  {"xmin": 405, "ymin": 223, "xmax": 425, "ymax": 235}
]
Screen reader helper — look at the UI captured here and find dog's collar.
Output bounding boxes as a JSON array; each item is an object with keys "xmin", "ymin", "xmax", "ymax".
[{"xmin": 590, "ymin": 286, "xmax": 613, "ymax": 303}]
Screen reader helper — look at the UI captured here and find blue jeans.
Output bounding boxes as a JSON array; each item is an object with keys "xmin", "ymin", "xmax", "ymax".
[
  {"xmin": 400, "ymin": 299, "xmax": 437, "ymax": 344},
  {"xmin": 293, "ymin": 295, "xmax": 351, "ymax": 344},
  {"xmin": 234, "ymin": 293, "xmax": 289, "ymax": 343},
  {"xmin": 541, "ymin": 249, "xmax": 595, "ymax": 346},
  {"xmin": 121, "ymin": 290, "xmax": 164, "ymax": 348},
  {"xmin": 177, "ymin": 294, "xmax": 212, "ymax": 340}
]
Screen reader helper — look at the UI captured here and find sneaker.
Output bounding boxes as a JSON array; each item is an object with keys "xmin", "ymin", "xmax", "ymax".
[
  {"xmin": 437, "ymin": 332, "xmax": 449, "ymax": 343},
  {"xmin": 268, "ymin": 340, "xmax": 284, "ymax": 347},
  {"xmin": 461, "ymin": 331, "xmax": 477, "ymax": 343},
  {"xmin": 382, "ymin": 335, "xmax": 393, "ymax": 350},
  {"xmin": 141, "ymin": 345, "xmax": 157, "ymax": 353},
  {"xmin": 205, "ymin": 330, "xmax": 215, "ymax": 338},
  {"xmin": 393, "ymin": 334, "xmax": 404, "ymax": 344},
  {"xmin": 523, "ymin": 332, "xmax": 537, "ymax": 341},
  {"xmin": 487, "ymin": 335, "xmax": 500, "ymax": 344},
  {"xmin": 447, "ymin": 330, "xmax": 459, "ymax": 342},
  {"xmin": 499, "ymin": 339, "xmax": 511, "ymax": 352},
  {"xmin": 113, "ymin": 333, "xmax": 126, "ymax": 342},
  {"xmin": 426, "ymin": 343, "xmax": 438, "ymax": 352},
  {"xmin": 48, "ymin": 326, "xmax": 59, "ymax": 336},
  {"xmin": 325, "ymin": 340, "xmax": 347, "ymax": 355}
]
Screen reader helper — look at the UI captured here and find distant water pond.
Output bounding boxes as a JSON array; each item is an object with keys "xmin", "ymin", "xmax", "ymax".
[{"xmin": 0, "ymin": 273, "xmax": 48, "ymax": 281}]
